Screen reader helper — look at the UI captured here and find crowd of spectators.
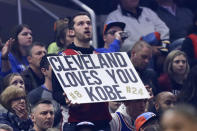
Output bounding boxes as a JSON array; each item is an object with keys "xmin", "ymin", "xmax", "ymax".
[{"xmin": 0, "ymin": 0, "xmax": 197, "ymax": 131}]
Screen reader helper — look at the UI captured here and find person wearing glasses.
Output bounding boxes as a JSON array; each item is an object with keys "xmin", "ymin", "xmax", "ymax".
[{"xmin": 95, "ymin": 21, "xmax": 126, "ymax": 53}]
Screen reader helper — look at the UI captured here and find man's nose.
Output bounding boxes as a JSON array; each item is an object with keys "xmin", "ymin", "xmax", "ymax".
[
  {"xmin": 84, "ymin": 23, "xmax": 90, "ymax": 28},
  {"xmin": 41, "ymin": 52, "xmax": 46, "ymax": 57},
  {"xmin": 46, "ymin": 112, "xmax": 53, "ymax": 119}
]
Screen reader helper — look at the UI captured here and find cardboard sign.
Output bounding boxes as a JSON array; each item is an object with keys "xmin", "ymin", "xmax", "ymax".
[{"xmin": 48, "ymin": 52, "xmax": 150, "ymax": 104}]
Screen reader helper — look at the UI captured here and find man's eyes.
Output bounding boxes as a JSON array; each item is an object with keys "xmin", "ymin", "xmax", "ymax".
[
  {"xmin": 77, "ymin": 21, "xmax": 91, "ymax": 26},
  {"xmin": 36, "ymin": 51, "xmax": 46, "ymax": 55},
  {"xmin": 41, "ymin": 111, "xmax": 54, "ymax": 115},
  {"xmin": 78, "ymin": 22, "xmax": 84, "ymax": 25}
]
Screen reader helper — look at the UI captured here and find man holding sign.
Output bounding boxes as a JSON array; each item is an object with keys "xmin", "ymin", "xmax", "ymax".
[{"xmin": 52, "ymin": 12, "xmax": 112, "ymax": 131}]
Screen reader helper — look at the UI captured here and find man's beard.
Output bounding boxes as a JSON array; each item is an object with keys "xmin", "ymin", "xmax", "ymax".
[
  {"xmin": 82, "ymin": 37, "xmax": 92, "ymax": 43},
  {"xmin": 78, "ymin": 35, "xmax": 92, "ymax": 43},
  {"xmin": 76, "ymin": 31, "xmax": 92, "ymax": 43}
]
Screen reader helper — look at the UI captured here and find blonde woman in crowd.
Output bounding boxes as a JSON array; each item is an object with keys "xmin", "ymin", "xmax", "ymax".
[{"xmin": 158, "ymin": 50, "xmax": 189, "ymax": 95}]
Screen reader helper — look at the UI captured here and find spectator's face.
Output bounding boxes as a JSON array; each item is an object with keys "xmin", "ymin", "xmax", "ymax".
[
  {"xmin": 104, "ymin": 26, "xmax": 122, "ymax": 45},
  {"xmin": 31, "ymin": 104, "xmax": 54, "ymax": 131},
  {"xmin": 18, "ymin": 27, "xmax": 32, "ymax": 47},
  {"xmin": 155, "ymin": 92, "xmax": 176, "ymax": 114},
  {"xmin": 125, "ymin": 99, "xmax": 147, "ymax": 119},
  {"xmin": 60, "ymin": 29, "xmax": 74, "ymax": 48},
  {"xmin": 9, "ymin": 75, "xmax": 25, "ymax": 89},
  {"xmin": 28, "ymin": 45, "xmax": 47, "ymax": 68},
  {"xmin": 131, "ymin": 46, "xmax": 152, "ymax": 70},
  {"xmin": 161, "ymin": 111, "xmax": 197, "ymax": 131},
  {"xmin": 73, "ymin": 15, "xmax": 92, "ymax": 43},
  {"xmin": 11, "ymin": 96, "xmax": 26, "ymax": 112},
  {"xmin": 109, "ymin": 101, "xmax": 121, "ymax": 113},
  {"xmin": 120, "ymin": 0, "xmax": 139, "ymax": 10},
  {"xmin": 172, "ymin": 55, "xmax": 187, "ymax": 75}
]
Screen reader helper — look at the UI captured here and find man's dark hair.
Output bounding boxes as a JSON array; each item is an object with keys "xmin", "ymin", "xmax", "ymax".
[
  {"xmin": 40, "ymin": 54, "xmax": 57, "ymax": 70},
  {"xmin": 27, "ymin": 41, "xmax": 45, "ymax": 56},
  {"xmin": 69, "ymin": 12, "xmax": 91, "ymax": 29},
  {"xmin": 31, "ymin": 99, "xmax": 53, "ymax": 113}
]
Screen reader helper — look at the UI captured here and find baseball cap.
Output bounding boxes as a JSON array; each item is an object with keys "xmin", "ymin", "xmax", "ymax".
[
  {"xmin": 141, "ymin": 32, "xmax": 170, "ymax": 55},
  {"xmin": 75, "ymin": 121, "xmax": 95, "ymax": 131},
  {"xmin": 135, "ymin": 112, "xmax": 156, "ymax": 131},
  {"xmin": 103, "ymin": 21, "xmax": 126, "ymax": 35},
  {"xmin": 141, "ymin": 32, "xmax": 161, "ymax": 46}
]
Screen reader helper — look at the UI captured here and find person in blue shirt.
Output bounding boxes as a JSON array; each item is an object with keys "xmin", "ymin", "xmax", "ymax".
[
  {"xmin": 95, "ymin": 21, "xmax": 126, "ymax": 53},
  {"xmin": 0, "ymin": 24, "xmax": 33, "ymax": 76}
]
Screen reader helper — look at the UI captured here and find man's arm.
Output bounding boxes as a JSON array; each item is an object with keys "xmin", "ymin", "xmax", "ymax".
[
  {"xmin": 95, "ymin": 31, "xmax": 123, "ymax": 53},
  {"xmin": 95, "ymin": 40, "xmax": 121, "ymax": 53}
]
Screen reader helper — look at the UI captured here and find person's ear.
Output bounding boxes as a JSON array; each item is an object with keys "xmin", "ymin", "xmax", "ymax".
[
  {"xmin": 69, "ymin": 29, "xmax": 75, "ymax": 36},
  {"xmin": 27, "ymin": 56, "xmax": 32, "ymax": 63},
  {"xmin": 30, "ymin": 113, "xmax": 35, "ymax": 123},
  {"xmin": 103, "ymin": 34, "xmax": 107, "ymax": 42},
  {"xmin": 155, "ymin": 102, "xmax": 159, "ymax": 111}
]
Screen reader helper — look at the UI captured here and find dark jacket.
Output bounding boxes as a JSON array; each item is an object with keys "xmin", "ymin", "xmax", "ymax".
[
  {"xmin": 21, "ymin": 67, "xmax": 44, "ymax": 93},
  {"xmin": 0, "ymin": 112, "xmax": 33, "ymax": 131}
]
